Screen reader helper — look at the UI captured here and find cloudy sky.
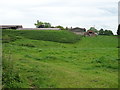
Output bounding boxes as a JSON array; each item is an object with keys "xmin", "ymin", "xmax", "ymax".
[{"xmin": 0, "ymin": 0, "xmax": 119, "ymax": 34}]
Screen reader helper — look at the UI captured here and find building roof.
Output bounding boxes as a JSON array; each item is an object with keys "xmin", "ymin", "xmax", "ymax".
[
  {"xmin": 87, "ymin": 30, "xmax": 94, "ymax": 32},
  {"xmin": 17, "ymin": 28, "xmax": 61, "ymax": 30},
  {"xmin": 71, "ymin": 27, "xmax": 86, "ymax": 32},
  {"xmin": 0, "ymin": 25, "xmax": 22, "ymax": 29}
]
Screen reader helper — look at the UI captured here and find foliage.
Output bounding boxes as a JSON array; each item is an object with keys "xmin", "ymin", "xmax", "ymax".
[
  {"xmin": 98, "ymin": 29, "xmax": 114, "ymax": 35},
  {"xmin": 55, "ymin": 25, "xmax": 65, "ymax": 30},
  {"xmin": 104, "ymin": 30, "xmax": 113, "ymax": 35},
  {"xmin": 65, "ymin": 27, "xmax": 69, "ymax": 30},
  {"xmin": 89, "ymin": 27, "xmax": 98, "ymax": 33},
  {"xmin": 34, "ymin": 20, "xmax": 51, "ymax": 28},
  {"xmin": 117, "ymin": 24, "xmax": 120, "ymax": 35},
  {"xmin": 98, "ymin": 28, "xmax": 104, "ymax": 35},
  {"xmin": 44, "ymin": 22, "xmax": 51, "ymax": 28}
]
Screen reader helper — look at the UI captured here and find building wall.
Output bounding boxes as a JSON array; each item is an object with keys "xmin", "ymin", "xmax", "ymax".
[
  {"xmin": 70, "ymin": 28, "xmax": 86, "ymax": 35},
  {"xmin": 73, "ymin": 32, "xmax": 85, "ymax": 35}
]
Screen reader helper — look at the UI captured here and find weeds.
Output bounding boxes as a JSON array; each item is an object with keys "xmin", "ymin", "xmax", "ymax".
[
  {"xmin": 2, "ymin": 51, "xmax": 23, "ymax": 88},
  {"xmin": 2, "ymin": 29, "xmax": 118, "ymax": 88},
  {"xmin": 2, "ymin": 30, "xmax": 81, "ymax": 43},
  {"xmin": 91, "ymin": 56, "xmax": 118, "ymax": 69}
]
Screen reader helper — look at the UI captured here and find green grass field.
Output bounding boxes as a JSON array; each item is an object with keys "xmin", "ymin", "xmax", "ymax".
[{"xmin": 2, "ymin": 30, "xmax": 118, "ymax": 88}]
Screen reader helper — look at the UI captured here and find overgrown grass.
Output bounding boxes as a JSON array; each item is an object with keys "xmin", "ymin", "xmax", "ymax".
[
  {"xmin": 2, "ymin": 29, "xmax": 118, "ymax": 88},
  {"xmin": 2, "ymin": 52, "xmax": 27, "ymax": 88},
  {"xmin": 2, "ymin": 29, "xmax": 81, "ymax": 43}
]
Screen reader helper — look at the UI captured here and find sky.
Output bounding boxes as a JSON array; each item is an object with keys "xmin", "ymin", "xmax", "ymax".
[{"xmin": 0, "ymin": 0, "xmax": 119, "ymax": 34}]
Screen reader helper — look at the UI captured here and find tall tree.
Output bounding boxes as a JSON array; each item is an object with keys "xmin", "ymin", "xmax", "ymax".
[
  {"xmin": 117, "ymin": 24, "xmax": 120, "ymax": 35},
  {"xmin": 65, "ymin": 27, "xmax": 69, "ymax": 30},
  {"xmin": 34, "ymin": 20, "xmax": 51, "ymax": 28},
  {"xmin": 99, "ymin": 28, "xmax": 104, "ymax": 35},
  {"xmin": 104, "ymin": 30, "xmax": 113, "ymax": 35},
  {"xmin": 34, "ymin": 20, "xmax": 44, "ymax": 28},
  {"xmin": 44, "ymin": 22, "xmax": 51, "ymax": 28}
]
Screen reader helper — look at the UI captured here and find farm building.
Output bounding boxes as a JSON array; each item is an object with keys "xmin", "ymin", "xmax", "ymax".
[
  {"xmin": 70, "ymin": 27, "xmax": 86, "ymax": 35},
  {"xmin": 17, "ymin": 28, "xmax": 61, "ymax": 30},
  {"xmin": 84, "ymin": 30, "xmax": 96, "ymax": 36},
  {"xmin": 0, "ymin": 25, "xmax": 61, "ymax": 30},
  {"xmin": 0, "ymin": 25, "xmax": 22, "ymax": 29}
]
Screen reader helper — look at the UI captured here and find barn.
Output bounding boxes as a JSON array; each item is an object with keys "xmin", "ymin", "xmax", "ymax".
[
  {"xmin": 84, "ymin": 30, "xmax": 96, "ymax": 36},
  {"xmin": 70, "ymin": 27, "xmax": 86, "ymax": 35},
  {"xmin": 0, "ymin": 25, "xmax": 23, "ymax": 29}
]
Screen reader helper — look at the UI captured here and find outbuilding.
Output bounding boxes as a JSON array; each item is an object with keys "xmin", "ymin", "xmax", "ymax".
[
  {"xmin": 70, "ymin": 27, "xmax": 86, "ymax": 35},
  {"xmin": 84, "ymin": 30, "xmax": 96, "ymax": 36},
  {"xmin": 0, "ymin": 25, "xmax": 23, "ymax": 29}
]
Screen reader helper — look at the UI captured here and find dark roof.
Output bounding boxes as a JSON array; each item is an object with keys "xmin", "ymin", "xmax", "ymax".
[
  {"xmin": 87, "ymin": 30, "xmax": 95, "ymax": 33},
  {"xmin": 71, "ymin": 27, "xmax": 86, "ymax": 32},
  {"xmin": 0, "ymin": 25, "xmax": 23, "ymax": 29},
  {"xmin": 17, "ymin": 28, "xmax": 61, "ymax": 30},
  {"xmin": 84, "ymin": 30, "xmax": 96, "ymax": 35}
]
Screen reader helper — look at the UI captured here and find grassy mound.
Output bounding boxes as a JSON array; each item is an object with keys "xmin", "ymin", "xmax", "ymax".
[{"xmin": 2, "ymin": 30, "xmax": 81, "ymax": 43}]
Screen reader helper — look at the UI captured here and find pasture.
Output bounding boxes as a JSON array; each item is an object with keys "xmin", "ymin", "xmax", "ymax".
[{"xmin": 2, "ymin": 29, "xmax": 118, "ymax": 88}]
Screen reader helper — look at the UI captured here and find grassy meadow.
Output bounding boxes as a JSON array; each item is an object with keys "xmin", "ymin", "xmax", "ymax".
[{"xmin": 2, "ymin": 29, "xmax": 118, "ymax": 88}]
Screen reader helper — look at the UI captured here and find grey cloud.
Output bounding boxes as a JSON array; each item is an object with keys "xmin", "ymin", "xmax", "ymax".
[{"xmin": 0, "ymin": 0, "xmax": 118, "ymax": 34}]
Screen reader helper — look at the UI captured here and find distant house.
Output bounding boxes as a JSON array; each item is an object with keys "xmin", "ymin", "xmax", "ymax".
[
  {"xmin": 70, "ymin": 27, "xmax": 86, "ymax": 35},
  {"xmin": 84, "ymin": 30, "xmax": 96, "ymax": 36},
  {"xmin": 0, "ymin": 25, "xmax": 22, "ymax": 29},
  {"xmin": 17, "ymin": 28, "xmax": 61, "ymax": 30}
]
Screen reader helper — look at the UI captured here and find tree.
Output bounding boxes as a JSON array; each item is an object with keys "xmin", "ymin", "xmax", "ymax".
[
  {"xmin": 117, "ymin": 24, "xmax": 120, "ymax": 35},
  {"xmin": 98, "ymin": 28, "xmax": 113, "ymax": 35},
  {"xmin": 99, "ymin": 28, "xmax": 104, "ymax": 35},
  {"xmin": 44, "ymin": 22, "xmax": 51, "ymax": 28},
  {"xmin": 34, "ymin": 20, "xmax": 44, "ymax": 28},
  {"xmin": 55, "ymin": 25, "xmax": 64, "ymax": 30},
  {"xmin": 108, "ymin": 30, "xmax": 114, "ymax": 35},
  {"xmin": 65, "ymin": 27, "xmax": 69, "ymax": 30},
  {"xmin": 104, "ymin": 30, "xmax": 113, "ymax": 35},
  {"xmin": 89, "ymin": 27, "xmax": 98, "ymax": 33},
  {"xmin": 34, "ymin": 20, "xmax": 51, "ymax": 28}
]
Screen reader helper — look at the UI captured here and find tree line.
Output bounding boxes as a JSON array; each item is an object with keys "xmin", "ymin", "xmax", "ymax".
[
  {"xmin": 34, "ymin": 20, "xmax": 64, "ymax": 29},
  {"xmin": 89, "ymin": 27, "xmax": 113, "ymax": 35},
  {"xmin": 35, "ymin": 20, "xmax": 119, "ymax": 35}
]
